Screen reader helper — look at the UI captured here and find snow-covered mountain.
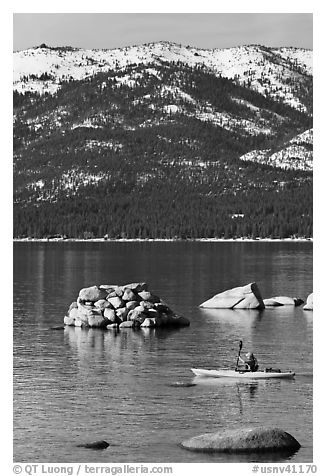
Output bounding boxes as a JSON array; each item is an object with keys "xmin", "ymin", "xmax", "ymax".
[
  {"xmin": 14, "ymin": 41, "xmax": 312, "ymax": 112},
  {"xmin": 13, "ymin": 42, "xmax": 313, "ymax": 239}
]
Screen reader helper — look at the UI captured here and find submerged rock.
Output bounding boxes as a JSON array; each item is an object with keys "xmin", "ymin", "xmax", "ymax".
[
  {"xmin": 200, "ymin": 283, "xmax": 265, "ymax": 310},
  {"xmin": 77, "ymin": 440, "xmax": 110, "ymax": 449},
  {"xmin": 181, "ymin": 427, "xmax": 301, "ymax": 453}
]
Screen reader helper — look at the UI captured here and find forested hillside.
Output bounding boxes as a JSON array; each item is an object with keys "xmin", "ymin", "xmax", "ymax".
[{"xmin": 13, "ymin": 43, "xmax": 313, "ymax": 239}]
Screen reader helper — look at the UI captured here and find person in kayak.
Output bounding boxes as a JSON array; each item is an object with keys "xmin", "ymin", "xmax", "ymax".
[{"xmin": 238, "ymin": 352, "xmax": 259, "ymax": 372}]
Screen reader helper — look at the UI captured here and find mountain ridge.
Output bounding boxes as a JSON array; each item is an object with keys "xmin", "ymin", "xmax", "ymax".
[
  {"xmin": 13, "ymin": 41, "xmax": 313, "ymax": 239},
  {"xmin": 14, "ymin": 41, "xmax": 312, "ymax": 112}
]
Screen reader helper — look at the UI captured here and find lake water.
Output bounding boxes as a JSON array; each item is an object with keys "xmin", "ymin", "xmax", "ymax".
[{"xmin": 13, "ymin": 241, "xmax": 313, "ymax": 463}]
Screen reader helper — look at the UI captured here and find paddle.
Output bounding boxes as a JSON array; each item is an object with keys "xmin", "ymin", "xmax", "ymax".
[{"xmin": 235, "ymin": 340, "xmax": 243, "ymax": 371}]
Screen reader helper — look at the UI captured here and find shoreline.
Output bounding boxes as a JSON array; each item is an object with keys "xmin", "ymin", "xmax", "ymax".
[{"xmin": 13, "ymin": 237, "xmax": 313, "ymax": 243}]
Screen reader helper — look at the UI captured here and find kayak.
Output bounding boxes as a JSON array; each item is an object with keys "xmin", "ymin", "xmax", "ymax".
[{"xmin": 191, "ymin": 368, "xmax": 295, "ymax": 379}]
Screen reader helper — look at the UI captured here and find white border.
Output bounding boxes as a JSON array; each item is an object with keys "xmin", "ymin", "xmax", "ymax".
[{"xmin": 4, "ymin": 2, "xmax": 323, "ymax": 474}]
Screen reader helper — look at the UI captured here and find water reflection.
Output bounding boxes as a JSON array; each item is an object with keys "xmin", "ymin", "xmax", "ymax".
[
  {"xmin": 198, "ymin": 308, "xmax": 263, "ymax": 343},
  {"xmin": 199, "ymin": 308, "xmax": 264, "ymax": 325},
  {"xmin": 63, "ymin": 325, "xmax": 185, "ymax": 376},
  {"xmin": 191, "ymin": 374, "xmax": 260, "ymax": 416},
  {"xmin": 199, "ymin": 448, "xmax": 301, "ymax": 464},
  {"xmin": 303, "ymin": 311, "xmax": 313, "ymax": 330}
]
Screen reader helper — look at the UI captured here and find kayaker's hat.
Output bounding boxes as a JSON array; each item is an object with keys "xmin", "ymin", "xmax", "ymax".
[{"xmin": 246, "ymin": 352, "xmax": 253, "ymax": 358}]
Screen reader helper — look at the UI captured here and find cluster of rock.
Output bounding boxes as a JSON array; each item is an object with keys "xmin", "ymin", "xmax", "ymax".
[
  {"xmin": 200, "ymin": 282, "xmax": 313, "ymax": 311},
  {"xmin": 181, "ymin": 427, "xmax": 301, "ymax": 453},
  {"xmin": 64, "ymin": 283, "xmax": 190, "ymax": 329}
]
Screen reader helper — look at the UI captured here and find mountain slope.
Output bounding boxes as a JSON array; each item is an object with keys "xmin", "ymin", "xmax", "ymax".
[{"xmin": 13, "ymin": 42, "xmax": 313, "ymax": 240}]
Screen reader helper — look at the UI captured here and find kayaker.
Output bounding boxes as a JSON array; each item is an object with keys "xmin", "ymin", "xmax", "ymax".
[{"xmin": 238, "ymin": 352, "xmax": 259, "ymax": 372}]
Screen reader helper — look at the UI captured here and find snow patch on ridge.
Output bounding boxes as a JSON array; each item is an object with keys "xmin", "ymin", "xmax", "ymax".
[{"xmin": 239, "ymin": 129, "xmax": 313, "ymax": 170}]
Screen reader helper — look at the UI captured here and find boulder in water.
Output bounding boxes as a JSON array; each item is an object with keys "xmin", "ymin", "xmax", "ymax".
[
  {"xmin": 264, "ymin": 296, "xmax": 296, "ymax": 306},
  {"xmin": 303, "ymin": 293, "xmax": 313, "ymax": 310},
  {"xmin": 200, "ymin": 283, "xmax": 265, "ymax": 309},
  {"xmin": 68, "ymin": 307, "xmax": 79, "ymax": 320},
  {"xmin": 181, "ymin": 427, "xmax": 301, "ymax": 453},
  {"xmin": 88, "ymin": 314, "xmax": 110, "ymax": 328},
  {"xmin": 264, "ymin": 296, "xmax": 304, "ymax": 307},
  {"xmin": 77, "ymin": 440, "xmax": 110, "ymax": 449},
  {"xmin": 263, "ymin": 298, "xmax": 284, "ymax": 307},
  {"xmin": 64, "ymin": 315, "xmax": 75, "ymax": 326}
]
